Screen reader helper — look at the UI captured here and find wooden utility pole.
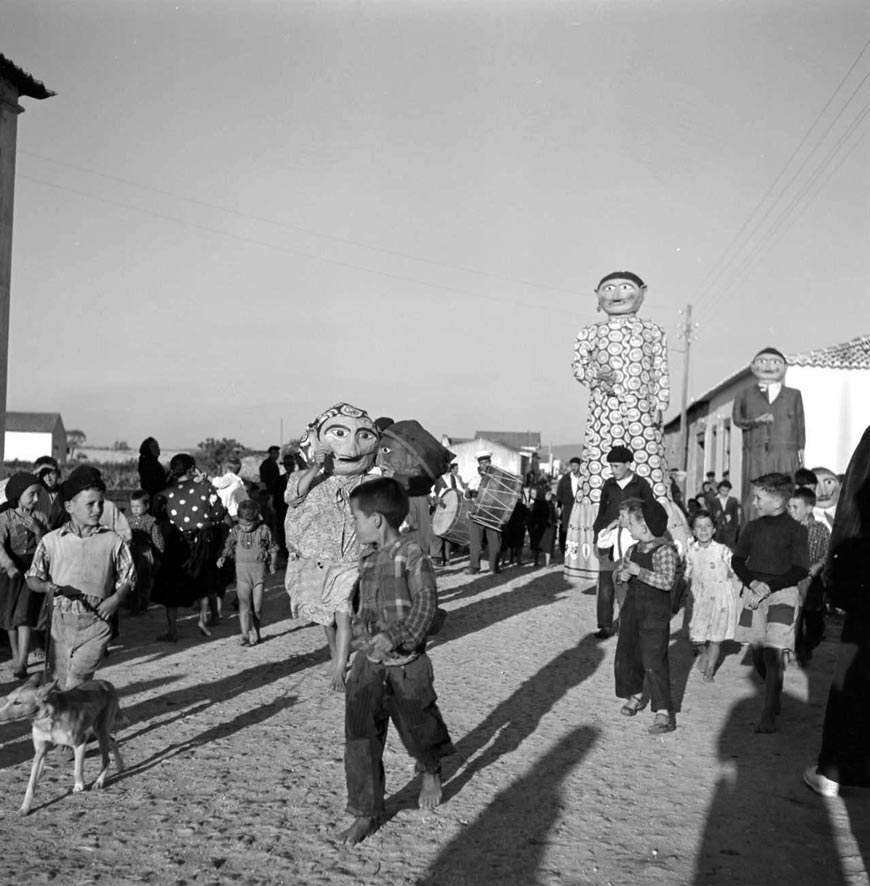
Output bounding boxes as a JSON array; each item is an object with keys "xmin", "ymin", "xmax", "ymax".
[{"xmin": 678, "ymin": 304, "xmax": 693, "ymax": 471}]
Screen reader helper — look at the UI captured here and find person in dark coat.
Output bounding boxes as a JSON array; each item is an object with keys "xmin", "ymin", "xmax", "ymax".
[
  {"xmin": 138, "ymin": 437, "xmax": 166, "ymax": 497},
  {"xmin": 555, "ymin": 457, "xmax": 581, "ymax": 555},
  {"xmin": 804, "ymin": 424, "xmax": 870, "ymax": 796}
]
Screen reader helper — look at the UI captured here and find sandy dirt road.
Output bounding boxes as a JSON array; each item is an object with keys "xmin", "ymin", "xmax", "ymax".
[{"xmin": 0, "ymin": 562, "xmax": 867, "ymax": 886}]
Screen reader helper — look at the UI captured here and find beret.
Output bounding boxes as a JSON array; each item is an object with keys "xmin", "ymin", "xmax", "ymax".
[
  {"xmin": 597, "ymin": 271, "xmax": 646, "ymax": 289},
  {"xmin": 5, "ymin": 472, "xmax": 42, "ymax": 506},
  {"xmin": 641, "ymin": 500, "xmax": 669, "ymax": 538},
  {"xmin": 606, "ymin": 445, "xmax": 634, "ymax": 464}
]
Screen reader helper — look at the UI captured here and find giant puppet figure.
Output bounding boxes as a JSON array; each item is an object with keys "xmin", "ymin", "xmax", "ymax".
[
  {"xmin": 565, "ymin": 271, "xmax": 687, "ymax": 585},
  {"xmin": 284, "ymin": 403, "xmax": 379, "ymax": 691},
  {"xmin": 732, "ymin": 347, "xmax": 805, "ymax": 520},
  {"xmin": 375, "ymin": 419, "xmax": 455, "ymax": 553}
]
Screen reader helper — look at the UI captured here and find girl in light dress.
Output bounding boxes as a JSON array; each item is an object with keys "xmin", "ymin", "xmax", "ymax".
[{"xmin": 686, "ymin": 510, "xmax": 741, "ymax": 682}]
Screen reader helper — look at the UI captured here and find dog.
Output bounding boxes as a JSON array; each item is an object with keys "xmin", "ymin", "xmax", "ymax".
[{"xmin": 0, "ymin": 675, "xmax": 128, "ymax": 815}]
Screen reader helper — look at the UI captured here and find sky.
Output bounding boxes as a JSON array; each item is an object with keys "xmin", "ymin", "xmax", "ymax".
[{"xmin": 3, "ymin": 0, "xmax": 870, "ymax": 450}]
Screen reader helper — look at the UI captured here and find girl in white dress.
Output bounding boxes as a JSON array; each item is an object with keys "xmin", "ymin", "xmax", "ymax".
[{"xmin": 686, "ymin": 511, "xmax": 740, "ymax": 681}]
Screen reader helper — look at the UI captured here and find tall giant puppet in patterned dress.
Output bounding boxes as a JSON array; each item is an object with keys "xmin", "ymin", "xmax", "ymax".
[
  {"xmin": 284, "ymin": 403, "xmax": 380, "ymax": 691},
  {"xmin": 564, "ymin": 271, "xmax": 688, "ymax": 585}
]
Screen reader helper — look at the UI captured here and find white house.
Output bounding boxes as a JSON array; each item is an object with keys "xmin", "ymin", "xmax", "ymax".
[
  {"xmin": 664, "ymin": 334, "xmax": 870, "ymax": 500},
  {"xmin": 440, "ymin": 431, "xmax": 540, "ymax": 485},
  {"xmin": 4, "ymin": 411, "xmax": 66, "ymax": 464}
]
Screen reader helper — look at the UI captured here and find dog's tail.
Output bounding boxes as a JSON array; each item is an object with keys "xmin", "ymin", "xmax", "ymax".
[{"xmin": 114, "ymin": 705, "xmax": 130, "ymax": 731}]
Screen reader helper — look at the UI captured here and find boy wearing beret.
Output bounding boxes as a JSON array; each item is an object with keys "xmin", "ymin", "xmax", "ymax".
[
  {"xmin": 26, "ymin": 466, "xmax": 136, "ymax": 689},
  {"xmin": 613, "ymin": 498, "xmax": 678, "ymax": 734}
]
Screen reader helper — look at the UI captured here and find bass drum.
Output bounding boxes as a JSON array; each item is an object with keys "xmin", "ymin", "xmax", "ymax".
[
  {"xmin": 471, "ymin": 466, "xmax": 523, "ymax": 531},
  {"xmin": 432, "ymin": 489, "xmax": 472, "ymax": 547}
]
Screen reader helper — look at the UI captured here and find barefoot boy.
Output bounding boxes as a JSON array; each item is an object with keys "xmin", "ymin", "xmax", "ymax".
[
  {"xmin": 25, "ymin": 466, "xmax": 135, "ymax": 689},
  {"xmin": 342, "ymin": 477, "xmax": 454, "ymax": 845},
  {"xmin": 732, "ymin": 473, "xmax": 809, "ymax": 732}
]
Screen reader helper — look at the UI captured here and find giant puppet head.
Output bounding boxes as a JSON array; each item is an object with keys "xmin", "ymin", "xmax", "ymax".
[
  {"xmin": 813, "ymin": 467, "xmax": 841, "ymax": 512},
  {"xmin": 750, "ymin": 347, "xmax": 788, "ymax": 385},
  {"xmin": 299, "ymin": 403, "xmax": 379, "ymax": 477},
  {"xmin": 595, "ymin": 271, "xmax": 646, "ymax": 316},
  {"xmin": 375, "ymin": 419, "xmax": 455, "ymax": 497}
]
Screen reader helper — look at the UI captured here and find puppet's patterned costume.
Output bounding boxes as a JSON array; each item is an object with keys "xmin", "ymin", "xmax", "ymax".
[{"xmin": 565, "ymin": 316, "xmax": 685, "ymax": 583}]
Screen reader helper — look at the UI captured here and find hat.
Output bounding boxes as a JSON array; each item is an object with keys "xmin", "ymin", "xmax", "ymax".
[
  {"xmin": 753, "ymin": 346, "xmax": 786, "ymax": 362},
  {"xmin": 475, "ymin": 450, "xmax": 493, "ymax": 461},
  {"xmin": 606, "ymin": 445, "xmax": 633, "ymax": 464},
  {"xmin": 641, "ymin": 500, "xmax": 669, "ymax": 538},
  {"xmin": 36, "ymin": 464, "xmax": 58, "ymax": 478},
  {"xmin": 61, "ymin": 465, "xmax": 106, "ymax": 503},
  {"xmin": 5, "ymin": 472, "xmax": 42, "ymax": 506}
]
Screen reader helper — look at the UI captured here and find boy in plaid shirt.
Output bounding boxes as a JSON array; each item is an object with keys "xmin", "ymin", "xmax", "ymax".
[{"xmin": 341, "ymin": 477, "xmax": 454, "ymax": 845}]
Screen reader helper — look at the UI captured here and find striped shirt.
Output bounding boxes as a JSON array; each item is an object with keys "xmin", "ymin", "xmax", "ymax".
[{"xmin": 355, "ymin": 535, "xmax": 438, "ymax": 661}]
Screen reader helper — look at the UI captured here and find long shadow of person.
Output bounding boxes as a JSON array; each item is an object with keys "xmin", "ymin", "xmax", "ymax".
[
  {"xmin": 693, "ymin": 651, "xmax": 848, "ymax": 886},
  {"xmin": 431, "ymin": 571, "xmax": 575, "ymax": 650},
  {"xmin": 383, "ymin": 633, "xmax": 604, "ymax": 821},
  {"xmin": 418, "ymin": 725, "xmax": 599, "ymax": 886}
]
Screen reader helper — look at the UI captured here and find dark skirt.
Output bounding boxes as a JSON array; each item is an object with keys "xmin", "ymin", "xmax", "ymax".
[
  {"xmin": 152, "ymin": 527, "xmax": 219, "ymax": 608},
  {"xmin": 0, "ymin": 554, "xmax": 43, "ymax": 630}
]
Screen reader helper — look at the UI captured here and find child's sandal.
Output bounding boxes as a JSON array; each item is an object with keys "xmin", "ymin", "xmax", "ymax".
[
  {"xmin": 648, "ymin": 713, "xmax": 676, "ymax": 735},
  {"xmin": 620, "ymin": 696, "xmax": 643, "ymax": 717}
]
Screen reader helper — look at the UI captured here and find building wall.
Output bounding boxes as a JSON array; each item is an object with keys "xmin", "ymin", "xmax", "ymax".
[
  {"xmin": 4, "ymin": 430, "xmax": 52, "ymax": 462},
  {"xmin": 0, "ymin": 78, "xmax": 22, "ymax": 464},
  {"xmin": 788, "ymin": 366, "xmax": 870, "ymax": 472},
  {"xmin": 448, "ymin": 437, "xmax": 526, "ymax": 486}
]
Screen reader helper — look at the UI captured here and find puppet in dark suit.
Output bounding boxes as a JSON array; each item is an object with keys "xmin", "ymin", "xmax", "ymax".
[{"xmin": 732, "ymin": 346, "xmax": 805, "ymax": 522}]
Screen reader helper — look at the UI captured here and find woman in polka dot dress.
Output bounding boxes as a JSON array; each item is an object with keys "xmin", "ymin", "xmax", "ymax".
[
  {"xmin": 565, "ymin": 271, "xmax": 688, "ymax": 585},
  {"xmin": 152, "ymin": 453, "xmax": 226, "ymax": 642}
]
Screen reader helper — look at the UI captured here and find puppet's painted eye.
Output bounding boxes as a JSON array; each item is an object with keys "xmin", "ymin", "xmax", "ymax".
[{"xmin": 380, "ymin": 446, "xmax": 391, "ymax": 455}]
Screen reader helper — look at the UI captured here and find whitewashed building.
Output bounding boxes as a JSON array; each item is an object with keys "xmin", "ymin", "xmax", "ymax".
[{"xmin": 4, "ymin": 411, "xmax": 66, "ymax": 464}]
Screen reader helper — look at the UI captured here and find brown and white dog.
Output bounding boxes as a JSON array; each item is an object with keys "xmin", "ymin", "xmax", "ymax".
[{"xmin": 0, "ymin": 675, "xmax": 127, "ymax": 815}]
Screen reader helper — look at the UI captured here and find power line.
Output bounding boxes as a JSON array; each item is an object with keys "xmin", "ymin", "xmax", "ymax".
[
  {"xmin": 20, "ymin": 149, "xmax": 581, "ymax": 299},
  {"xmin": 19, "ymin": 172, "xmax": 586, "ymax": 317},
  {"xmin": 692, "ymin": 37, "xmax": 870, "ymax": 320}
]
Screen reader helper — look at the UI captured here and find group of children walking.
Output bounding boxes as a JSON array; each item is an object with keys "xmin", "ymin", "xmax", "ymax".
[{"xmin": 608, "ymin": 457, "xmax": 827, "ymax": 736}]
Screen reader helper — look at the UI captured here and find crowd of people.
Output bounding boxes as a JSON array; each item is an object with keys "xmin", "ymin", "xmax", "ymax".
[{"xmin": 0, "ymin": 415, "xmax": 867, "ymax": 842}]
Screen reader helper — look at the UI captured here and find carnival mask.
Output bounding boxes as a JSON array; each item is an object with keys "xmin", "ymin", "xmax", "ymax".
[
  {"xmin": 302, "ymin": 403, "xmax": 379, "ymax": 477},
  {"xmin": 595, "ymin": 275, "xmax": 646, "ymax": 316},
  {"xmin": 750, "ymin": 350, "xmax": 788, "ymax": 384}
]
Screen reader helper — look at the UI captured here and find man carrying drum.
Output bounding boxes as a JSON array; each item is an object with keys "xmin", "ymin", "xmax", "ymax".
[{"xmin": 466, "ymin": 451, "xmax": 502, "ymax": 575}]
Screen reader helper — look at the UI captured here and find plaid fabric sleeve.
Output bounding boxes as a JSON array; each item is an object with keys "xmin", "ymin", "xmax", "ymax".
[
  {"xmin": 638, "ymin": 544, "xmax": 678, "ymax": 590},
  {"xmin": 25, "ymin": 537, "xmax": 51, "ymax": 583},
  {"xmin": 382, "ymin": 546, "xmax": 438, "ymax": 650},
  {"xmin": 221, "ymin": 526, "xmax": 238, "ymax": 560},
  {"xmin": 114, "ymin": 538, "xmax": 137, "ymax": 593}
]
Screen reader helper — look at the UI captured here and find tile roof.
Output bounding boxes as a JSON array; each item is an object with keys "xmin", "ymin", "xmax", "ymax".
[
  {"xmin": 5, "ymin": 412, "xmax": 64, "ymax": 433},
  {"xmin": 0, "ymin": 54, "xmax": 54, "ymax": 100},
  {"xmin": 788, "ymin": 334, "xmax": 870, "ymax": 370}
]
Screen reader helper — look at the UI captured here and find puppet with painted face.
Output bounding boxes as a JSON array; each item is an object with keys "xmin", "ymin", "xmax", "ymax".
[
  {"xmin": 565, "ymin": 271, "xmax": 687, "ymax": 585},
  {"xmin": 811, "ymin": 467, "xmax": 840, "ymax": 530},
  {"xmin": 284, "ymin": 402, "xmax": 379, "ymax": 691},
  {"xmin": 375, "ymin": 419, "xmax": 455, "ymax": 553},
  {"xmin": 732, "ymin": 347, "xmax": 805, "ymax": 519}
]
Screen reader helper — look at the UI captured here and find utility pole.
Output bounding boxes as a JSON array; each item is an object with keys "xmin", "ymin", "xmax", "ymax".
[{"xmin": 678, "ymin": 304, "xmax": 693, "ymax": 471}]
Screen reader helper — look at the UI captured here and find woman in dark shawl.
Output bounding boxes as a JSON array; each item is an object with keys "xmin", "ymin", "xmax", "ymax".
[
  {"xmin": 804, "ymin": 424, "xmax": 870, "ymax": 796},
  {"xmin": 152, "ymin": 454, "xmax": 225, "ymax": 642},
  {"xmin": 138, "ymin": 437, "xmax": 167, "ymax": 497}
]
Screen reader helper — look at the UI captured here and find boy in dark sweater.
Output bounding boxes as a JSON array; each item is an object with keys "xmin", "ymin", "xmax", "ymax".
[
  {"xmin": 592, "ymin": 445, "xmax": 656, "ymax": 638},
  {"xmin": 732, "ymin": 473, "xmax": 809, "ymax": 733}
]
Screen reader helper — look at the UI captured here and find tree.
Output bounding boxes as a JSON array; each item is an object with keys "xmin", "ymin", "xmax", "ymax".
[
  {"xmin": 112, "ymin": 440, "xmax": 130, "ymax": 451},
  {"xmin": 196, "ymin": 437, "xmax": 246, "ymax": 474},
  {"xmin": 67, "ymin": 429, "xmax": 87, "ymax": 456}
]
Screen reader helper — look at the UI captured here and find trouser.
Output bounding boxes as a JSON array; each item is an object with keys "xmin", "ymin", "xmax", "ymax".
[
  {"xmin": 469, "ymin": 522, "xmax": 501, "ymax": 571},
  {"xmin": 345, "ymin": 653, "xmax": 454, "ymax": 817},
  {"xmin": 597, "ymin": 568, "xmax": 616, "ymax": 630},
  {"xmin": 559, "ymin": 521, "xmax": 569, "ymax": 554},
  {"xmin": 51, "ymin": 597, "xmax": 112, "ymax": 690},
  {"xmin": 614, "ymin": 585, "xmax": 672, "ymax": 711},
  {"xmin": 796, "ymin": 574, "xmax": 826, "ymax": 662}
]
